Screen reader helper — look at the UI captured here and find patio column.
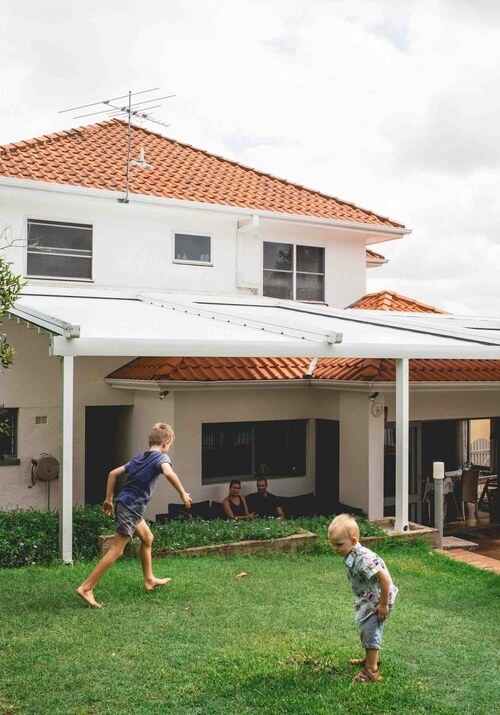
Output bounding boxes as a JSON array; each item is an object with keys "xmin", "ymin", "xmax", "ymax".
[
  {"xmin": 59, "ymin": 355, "xmax": 74, "ymax": 563},
  {"xmin": 395, "ymin": 358, "xmax": 409, "ymax": 532}
]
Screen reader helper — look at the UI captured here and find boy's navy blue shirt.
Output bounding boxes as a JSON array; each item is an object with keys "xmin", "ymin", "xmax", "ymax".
[{"xmin": 115, "ymin": 451, "xmax": 171, "ymax": 517}]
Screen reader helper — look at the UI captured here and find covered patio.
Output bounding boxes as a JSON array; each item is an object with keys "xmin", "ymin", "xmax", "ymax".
[{"xmin": 8, "ymin": 285, "xmax": 500, "ymax": 562}]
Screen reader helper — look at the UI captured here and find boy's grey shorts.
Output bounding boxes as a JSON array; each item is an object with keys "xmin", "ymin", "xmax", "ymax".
[
  {"xmin": 115, "ymin": 502, "xmax": 144, "ymax": 537},
  {"xmin": 358, "ymin": 605, "xmax": 393, "ymax": 650}
]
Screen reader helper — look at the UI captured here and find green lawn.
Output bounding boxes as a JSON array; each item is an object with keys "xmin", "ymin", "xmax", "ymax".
[{"xmin": 0, "ymin": 545, "xmax": 499, "ymax": 715}]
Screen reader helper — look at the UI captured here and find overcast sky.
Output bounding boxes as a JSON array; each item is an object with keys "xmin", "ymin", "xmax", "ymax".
[{"xmin": 1, "ymin": 0, "xmax": 499, "ymax": 315}]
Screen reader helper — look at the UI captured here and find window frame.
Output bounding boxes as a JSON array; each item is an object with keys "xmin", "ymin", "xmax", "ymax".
[
  {"xmin": 263, "ymin": 241, "xmax": 325, "ymax": 302},
  {"xmin": 201, "ymin": 418, "xmax": 307, "ymax": 484},
  {"xmin": 26, "ymin": 218, "xmax": 93, "ymax": 281},
  {"xmin": 172, "ymin": 231, "xmax": 213, "ymax": 266},
  {"xmin": 0, "ymin": 408, "xmax": 19, "ymax": 465}
]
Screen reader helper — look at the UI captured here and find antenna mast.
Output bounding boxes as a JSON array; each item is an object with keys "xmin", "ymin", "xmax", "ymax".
[{"xmin": 59, "ymin": 88, "xmax": 174, "ymax": 204}]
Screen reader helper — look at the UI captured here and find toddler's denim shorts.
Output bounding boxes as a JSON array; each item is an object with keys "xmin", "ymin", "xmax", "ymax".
[
  {"xmin": 358, "ymin": 605, "xmax": 393, "ymax": 650},
  {"xmin": 115, "ymin": 501, "xmax": 143, "ymax": 537}
]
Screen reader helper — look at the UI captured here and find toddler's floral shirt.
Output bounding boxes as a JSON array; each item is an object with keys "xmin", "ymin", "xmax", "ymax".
[{"xmin": 343, "ymin": 542, "xmax": 398, "ymax": 622}]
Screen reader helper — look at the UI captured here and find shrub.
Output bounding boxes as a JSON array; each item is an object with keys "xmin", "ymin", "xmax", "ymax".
[{"xmin": 0, "ymin": 506, "xmax": 114, "ymax": 568}]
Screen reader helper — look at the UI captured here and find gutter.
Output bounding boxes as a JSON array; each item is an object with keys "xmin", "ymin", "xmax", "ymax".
[{"xmin": 0, "ymin": 175, "xmax": 411, "ymax": 240}]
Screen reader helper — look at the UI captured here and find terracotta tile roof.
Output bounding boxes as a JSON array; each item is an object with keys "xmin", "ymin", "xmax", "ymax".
[
  {"xmin": 365, "ymin": 249, "xmax": 386, "ymax": 261},
  {"xmin": 348, "ymin": 291, "xmax": 447, "ymax": 313},
  {"xmin": 0, "ymin": 120, "xmax": 404, "ymax": 228},
  {"xmin": 106, "ymin": 356, "xmax": 500, "ymax": 383},
  {"xmin": 107, "ymin": 356, "xmax": 311, "ymax": 381},
  {"xmin": 313, "ymin": 358, "xmax": 500, "ymax": 382}
]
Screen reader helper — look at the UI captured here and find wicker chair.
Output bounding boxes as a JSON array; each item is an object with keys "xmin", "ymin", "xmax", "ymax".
[{"xmin": 461, "ymin": 468, "xmax": 480, "ymax": 520}]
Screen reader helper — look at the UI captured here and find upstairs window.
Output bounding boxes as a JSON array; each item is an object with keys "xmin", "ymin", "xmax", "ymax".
[
  {"xmin": 174, "ymin": 233, "xmax": 212, "ymax": 265},
  {"xmin": 263, "ymin": 242, "xmax": 325, "ymax": 301},
  {"xmin": 27, "ymin": 219, "xmax": 92, "ymax": 280}
]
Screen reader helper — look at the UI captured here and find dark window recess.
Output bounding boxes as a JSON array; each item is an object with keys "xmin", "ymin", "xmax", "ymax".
[
  {"xmin": 174, "ymin": 233, "xmax": 211, "ymax": 263},
  {"xmin": 202, "ymin": 419, "xmax": 306, "ymax": 483},
  {"xmin": 0, "ymin": 408, "xmax": 18, "ymax": 460},
  {"xmin": 27, "ymin": 219, "xmax": 92, "ymax": 280},
  {"xmin": 263, "ymin": 242, "xmax": 325, "ymax": 301}
]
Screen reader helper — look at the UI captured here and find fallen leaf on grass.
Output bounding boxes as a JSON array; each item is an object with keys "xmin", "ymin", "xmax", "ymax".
[{"xmin": 235, "ymin": 571, "xmax": 248, "ymax": 578}]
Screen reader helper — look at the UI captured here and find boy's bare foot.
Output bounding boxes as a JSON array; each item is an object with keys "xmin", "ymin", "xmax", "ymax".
[
  {"xmin": 76, "ymin": 585, "xmax": 102, "ymax": 608},
  {"xmin": 144, "ymin": 577, "xmax": 171, "ymax": 592}
]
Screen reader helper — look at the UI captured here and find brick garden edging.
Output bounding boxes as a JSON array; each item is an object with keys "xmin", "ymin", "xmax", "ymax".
[
  {"xmin": 360, "ymin": 518, "xmax": 439, "ymax": 549},
  {"xmin": 99, "ymin": 529, "xmax": 318, "ymax": 558},
  {"xmin": 98, "ymin": 519, "xmax": 438, "ymax": 558}
]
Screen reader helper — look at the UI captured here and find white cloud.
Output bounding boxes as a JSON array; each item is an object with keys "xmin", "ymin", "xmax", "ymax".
[{"xmin": 1, "ymin": 0, "xmax": 500, "ymax": 315}]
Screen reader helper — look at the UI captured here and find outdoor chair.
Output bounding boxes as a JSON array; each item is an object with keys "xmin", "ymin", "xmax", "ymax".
[{"xmin": 460, "ymin": 468, "xmax": 480, "ymax": 520}]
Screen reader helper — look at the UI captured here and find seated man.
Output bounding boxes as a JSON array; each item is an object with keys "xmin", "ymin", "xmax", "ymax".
[{"xmin": 246, "ymin": 478, "xmax": 285, "ymax": 519}]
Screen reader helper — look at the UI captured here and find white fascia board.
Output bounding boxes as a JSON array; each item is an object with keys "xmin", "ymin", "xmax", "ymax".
[
  {"xmin": 50, "ymin": 336, "xmax": 500, "ymax": 358},
  {"xmin": 107, "ymin": 377, "xmax": 500, "ymax": 393},
  {"xmin": 310, "ymin": 380, "xmax": 500, "ymax": 392},
  {"xmin": 0, "ymin": 175, "xmax": 410, "ymax": 240},
  {"xmin": 106, "ymin": 379, "xmax": 309, "ymax": 391}
]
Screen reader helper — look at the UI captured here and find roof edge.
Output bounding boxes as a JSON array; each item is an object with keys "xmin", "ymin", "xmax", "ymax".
[{"xmin": 0, "ymin": 175, "xmax": 411, "ymax": 237}]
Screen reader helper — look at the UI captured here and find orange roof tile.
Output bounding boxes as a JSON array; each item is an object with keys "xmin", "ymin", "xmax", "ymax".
[
  {"xmin": 106, "ymin": 356, "xmax": 500, "ymax": 383},
  {"xmin": 0, "ymin": 120, "xmax": 404, "ymax": 228},
  {"xmin": 348, "ymin": 291, "xmax": 447, "ymax": 313},
  {"xmin": 313, "ymin": 358, "xmax": 500, "ymax": 382},
  {"xmin": 107, "ymin": 356, "xmax": 311, "ymax": 382},
  {"xmin": 365, "ymin": 249, "xmax": 386, "ymax": 261}
]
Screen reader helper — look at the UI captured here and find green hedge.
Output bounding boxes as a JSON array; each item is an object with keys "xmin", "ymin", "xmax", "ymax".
[
  {"xmin": 0, "ymin": 508, "xmax": 386, "ymax": 568},
  {"xmin": 0, "ymin": 506, "xmax": 114, "ymax": 568}
]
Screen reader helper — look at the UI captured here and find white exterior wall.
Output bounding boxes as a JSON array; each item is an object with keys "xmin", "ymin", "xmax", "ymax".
[
  {"xmin": 338, "ymin": 391, "xmax": 384, "ymax": 517},
  {"xmin": 0, "ymin": 320, "xmax": 132, "ymax": 508},
  {"xmin": 1, "ymin": 184, "xmax": 367, "ymax": 307}
]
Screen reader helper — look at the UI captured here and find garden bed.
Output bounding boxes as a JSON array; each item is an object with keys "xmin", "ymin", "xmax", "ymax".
[
  {"xmin": 361, "ymin": 518, "xmax": 439, "ymax": 548},
  {"xmin": 99, "ymin": 528, "xmax": 319, "ymax": 557}
]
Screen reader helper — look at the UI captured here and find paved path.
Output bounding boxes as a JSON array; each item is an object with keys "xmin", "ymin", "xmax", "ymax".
[{"xmin": 436, "ymin": 548, "xmax": 500, "ymax": 574}]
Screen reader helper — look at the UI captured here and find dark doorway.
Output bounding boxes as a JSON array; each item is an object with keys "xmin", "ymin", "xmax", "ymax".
[
  {"xmin": 384, "ymin": 422, "xmax": 421, "ymax": 522},
  {"xmin": 85, "ymin": 406, "xmax": 132, "ymax": 505},
  {"xmin": 315, "ymin": 419, "xmax": 340, "ymax": 514}
]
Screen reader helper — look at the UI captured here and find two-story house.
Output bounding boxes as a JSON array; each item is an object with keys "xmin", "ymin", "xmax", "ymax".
[{"xmin": 1, "ymin": 119, "xmax": 500, "ymax": 559}]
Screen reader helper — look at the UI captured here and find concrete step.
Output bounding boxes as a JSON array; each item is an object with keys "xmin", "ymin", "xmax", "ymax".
[{"xmin": 442, "ymin": 536, "xmax": 478, "ymax": 552}]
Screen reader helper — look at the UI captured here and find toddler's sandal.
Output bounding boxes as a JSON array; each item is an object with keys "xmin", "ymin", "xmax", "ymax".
[{"xmin": 351, "ymin": 667, "xmax": 383, "ymax": 683}]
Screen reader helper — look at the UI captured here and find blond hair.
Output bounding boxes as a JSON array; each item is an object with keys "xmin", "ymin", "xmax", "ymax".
[
  {"xmin": 149, "ymin": 423, "xmax": 175, "ymax": 446},
  {"xmin": 328, "ymin": 513, "xmax": 359, "ymax": 541}
]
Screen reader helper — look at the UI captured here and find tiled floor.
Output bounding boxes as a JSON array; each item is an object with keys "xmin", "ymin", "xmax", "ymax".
[
  {"xmin": 452, "ymin": 526, "xmax": 500, "ymax": 561},
  {"xmin": 436, "ymin": 547, "xmax": 500, "ymax": 574}
]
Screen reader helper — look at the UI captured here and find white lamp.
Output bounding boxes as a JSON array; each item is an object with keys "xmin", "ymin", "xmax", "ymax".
[{"xmin": 433, "ymin": 462, "xmax": 445, "ymax": 480}]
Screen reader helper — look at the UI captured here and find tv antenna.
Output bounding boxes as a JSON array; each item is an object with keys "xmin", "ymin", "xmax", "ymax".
[{"xmin": 59, "ymin": 88, "xmax": 175, "ymax": 203}]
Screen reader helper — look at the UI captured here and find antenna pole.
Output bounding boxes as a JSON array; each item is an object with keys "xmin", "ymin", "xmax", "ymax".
[{"xmin": 119, "ymin": 91, "xmax": 132, "ymax": 204}]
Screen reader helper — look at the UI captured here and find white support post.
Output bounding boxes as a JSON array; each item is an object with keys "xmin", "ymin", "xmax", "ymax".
[
  {"xmin": 59, "ymin": 355, "xmax": 74, "ymax": 563},
  {"xmin": 395, "ymin": 358, "xmax": 409, "ymax": 532}
]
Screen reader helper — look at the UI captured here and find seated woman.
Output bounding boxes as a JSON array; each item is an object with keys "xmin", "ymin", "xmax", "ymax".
[{"xmin": 222, "ymin": 479, "xmax": 256, "ymax": 521}]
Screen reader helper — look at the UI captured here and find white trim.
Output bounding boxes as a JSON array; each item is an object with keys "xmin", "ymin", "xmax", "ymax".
[
  {"xmin": 0, "ymin": 175, "xmax": 410, "ymax": 240},
  {"xmin": 49, "ymin": 337, "xmax": 500, "ymax": 358},
  {"xmin": 395, "ymin": 358, "xmax": 409, "ymax": 532},
  {"xmin": 60, "ymin": 356, "xmax": 74, "ymax": 563}
]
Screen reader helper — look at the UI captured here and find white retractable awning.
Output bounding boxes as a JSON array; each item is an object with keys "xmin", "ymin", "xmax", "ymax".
[{"xmin": 8, "ymin": 286, "xmax": 500, "ymax": 562}]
